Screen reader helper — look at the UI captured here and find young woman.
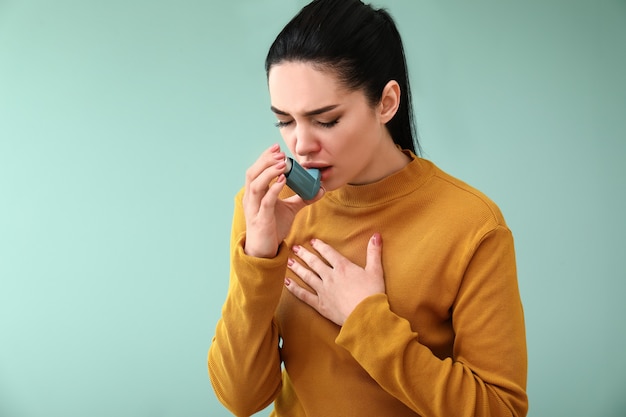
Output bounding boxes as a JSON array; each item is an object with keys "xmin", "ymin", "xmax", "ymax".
[{"xmin": 208, "ymin": 1, "xmax": 528, "ymax": 416}]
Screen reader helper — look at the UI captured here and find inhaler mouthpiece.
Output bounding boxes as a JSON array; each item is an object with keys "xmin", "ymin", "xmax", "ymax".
[{"xmin": 284, "ymin": 157, "xmax": 321, "ymax": 200}]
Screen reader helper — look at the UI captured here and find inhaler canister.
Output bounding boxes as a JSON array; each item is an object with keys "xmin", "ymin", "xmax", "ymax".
[{"xmin": 284, "ymin": 157, "xmax": 321, "ymax": 200}]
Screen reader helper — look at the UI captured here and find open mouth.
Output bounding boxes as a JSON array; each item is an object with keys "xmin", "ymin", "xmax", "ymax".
[
  {"xmin": 301, "ymin": 162, "xmax": 332, "ymax": 181},
  {"xmin": 317, "ymin": 166, "xmax": 331, "ymax": 181}
]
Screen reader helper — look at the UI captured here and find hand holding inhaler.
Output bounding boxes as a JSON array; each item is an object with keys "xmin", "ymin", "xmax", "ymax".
[
  {"xmin": 242, "ymin": 146, "xmax": 322, "ymax": 258},
  {"xmin": 284, "ymin": 157, "xmax": 321, "ymax": 200}
]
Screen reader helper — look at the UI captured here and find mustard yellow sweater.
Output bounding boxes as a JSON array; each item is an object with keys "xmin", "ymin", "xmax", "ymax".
[{"xmin": 209, "ymin": 152, "xmax": 528, "ymax": 417}]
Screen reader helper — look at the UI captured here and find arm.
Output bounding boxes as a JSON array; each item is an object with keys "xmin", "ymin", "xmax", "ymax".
[
  {"xmin": 336, "ymin": 226, "xmax": 528, "ymax": 416},
  {"xmin": 208, "ymin": 145, "xmax": 325, "ymax": 416},
  {"xmin": 208, "ymin": 191, "xmax": 286, "ymax": 416}
]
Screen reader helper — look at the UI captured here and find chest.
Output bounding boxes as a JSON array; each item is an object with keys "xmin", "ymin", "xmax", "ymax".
[{"xmin": 279, "ymin": 202, "xmax": 472, "ymax": 357}]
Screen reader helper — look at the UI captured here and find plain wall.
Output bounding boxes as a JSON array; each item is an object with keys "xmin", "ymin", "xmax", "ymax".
[{"xmin": 1, "ymin": 1, "xmax": 625, "ymax": 416}]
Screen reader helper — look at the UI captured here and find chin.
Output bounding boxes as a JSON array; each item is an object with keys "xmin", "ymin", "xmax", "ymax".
[{"xmin": 320, "ymin": 179, "xmax": 344, "ymax": 192}]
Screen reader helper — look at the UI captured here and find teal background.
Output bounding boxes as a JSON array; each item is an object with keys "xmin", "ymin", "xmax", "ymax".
[{"xmin": 1, "ymin": 0, "xmax": 624, "ymax": 416}]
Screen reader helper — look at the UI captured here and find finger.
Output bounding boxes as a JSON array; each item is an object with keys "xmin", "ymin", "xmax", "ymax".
[
  {"xmin": 282, "ymin": 185, "xmax": 325, "ymax": 211},
  {"xmin": 257, "ymin": 173, "xmax": 286, "ymax": 215},
  {"xmin": 287, "ymin": 257, "xmax": 322, "ymax": 291},
  {"xmin": 365, "ymin": 233, "xmax": 383, "ymax": 275},
  {"xmin": 245, "ymin": 144, "xmax": 283, "ymax": 181},
  {"xmin": 244, "ymin": 145, "xmax": 286, "ymax": 212},
  {"xmin": 246, "ymin": 159, "xmax": 286, "ymax": 196},
  {"xmin": 293, "ymin": 244, "xmax": 333, "ymax": 275},
  {"xmin": 284, "ymin": 278, "xmax": 319, "ymax": 308},
  {"xmin": 309, "ymin": 238, "xmax": 344, "ymax": 268},
  {"xmin": 244, "ymin": 145, "xmax": 286, "ymax": 196}
]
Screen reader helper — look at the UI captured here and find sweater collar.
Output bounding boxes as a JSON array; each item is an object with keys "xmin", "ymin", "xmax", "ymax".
[{"xmin": 325, "ymin": 150, "xmax": 434, "ymax": 208}]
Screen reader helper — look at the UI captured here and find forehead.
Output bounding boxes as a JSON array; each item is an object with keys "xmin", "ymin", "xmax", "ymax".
[{"xmin": 268, "ymin": 61, "xmax": 351, "ymax": 113}]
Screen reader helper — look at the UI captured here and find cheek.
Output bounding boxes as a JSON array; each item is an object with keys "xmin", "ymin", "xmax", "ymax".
[{"xmin": 332, "ymin": 121, "xmax": 365, "ymax": 154}]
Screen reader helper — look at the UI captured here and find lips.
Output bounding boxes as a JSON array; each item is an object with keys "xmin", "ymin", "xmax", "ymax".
[
  {"xmin": 301, "ymin": 163, "xmax": 331, "ymax": 181},
  {"xmin": 301, "ymin": 162, "xmax": 327, "ymax": 169},
  {"xmin": 317, "ymin": 166, "xmax": 332, "ymax": 181}
]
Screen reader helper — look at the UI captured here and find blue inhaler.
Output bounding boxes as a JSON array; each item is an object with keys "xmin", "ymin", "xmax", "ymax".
[{"xmin": 284, "ymin": 157, "xmax": 321, "ymax": 200}]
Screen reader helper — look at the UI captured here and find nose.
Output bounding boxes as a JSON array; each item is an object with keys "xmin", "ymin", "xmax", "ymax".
[{"xmin": 293, "ymin": 123, "xmax": 320, "ymax": 156}]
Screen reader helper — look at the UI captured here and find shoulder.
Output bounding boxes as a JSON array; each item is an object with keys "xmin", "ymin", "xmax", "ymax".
[{"xmin": 419, "ymin": 159, "xmax": 508, "ymax": 229}]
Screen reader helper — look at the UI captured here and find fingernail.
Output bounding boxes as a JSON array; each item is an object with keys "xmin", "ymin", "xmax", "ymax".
[
  {"xmin": 372, "ymin": 233, "xmax": 381, "ymax": 246},
  {"xmin": 287, "ymin": 258, "xmax": 294, "ymax": 267},
  {"xmin": 284, "ymin": 278, "xmax": 291, "ymax": 286},
  {"xmin": 292, "ymin": 245, "xmax": 300, "ymax": 254},
  {"xmin": 310, "ymin": 238, "xmax": 316, "ymax": 246}
]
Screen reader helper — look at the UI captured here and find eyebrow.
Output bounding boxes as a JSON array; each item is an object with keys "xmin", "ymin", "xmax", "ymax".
[{"xmin": 270, "ymin": 104, "xmax": 339, "ymax": 117}]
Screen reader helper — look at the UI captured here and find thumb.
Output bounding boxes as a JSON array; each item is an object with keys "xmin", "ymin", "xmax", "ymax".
[
  {"xmin": 365, "ymin": 233, "xmax": 383, "ymax": 275},
  {"xmin": 284, "ymin": 185, "xmax": 325, "ymax": 210}
]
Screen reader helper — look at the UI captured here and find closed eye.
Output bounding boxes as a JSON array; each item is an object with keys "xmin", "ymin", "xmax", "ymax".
[
  {"xmin": 317, "ymin": 119, "xmax": 339, "ymax": 128},
  {"xmin": 274, "ymin": 119, "xmax": 339, "ymax": 129},
  {"xmin": 275, "ymin": 120, "xmax": 293, "ymax": 128}
]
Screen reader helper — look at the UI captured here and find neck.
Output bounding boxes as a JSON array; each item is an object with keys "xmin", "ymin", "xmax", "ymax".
[{"xmin": 349, "ymin": 140, "xmax": 411, "ymax": 185}]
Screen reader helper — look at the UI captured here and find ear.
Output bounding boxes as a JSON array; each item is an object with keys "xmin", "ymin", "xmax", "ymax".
[{"xmin": 378, "ymin": 80, "xmax": 401, "ymax": 124}]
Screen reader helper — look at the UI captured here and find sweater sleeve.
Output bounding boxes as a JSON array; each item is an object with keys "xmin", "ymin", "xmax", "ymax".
[
  {"xmin": 335, "ymin": 225, "xmax": 528, "ymax": 417},
  {"xmin": 208, "ymin": 191, "xmax": 287, "ymax": 417}
]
